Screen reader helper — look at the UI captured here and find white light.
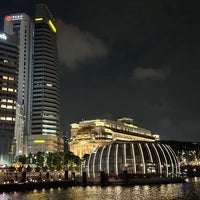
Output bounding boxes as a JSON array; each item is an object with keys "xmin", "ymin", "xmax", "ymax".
[
  {"xmin": 46, "ymin": 83, "xmax": 52, "ymax": 87},
  {"xmin": 0, "ymin": 33, "xmax": 7, "ymax": 40},
  {"xmin": 11, "ymin": 15, "xmax": 23, "ymax": 21}
]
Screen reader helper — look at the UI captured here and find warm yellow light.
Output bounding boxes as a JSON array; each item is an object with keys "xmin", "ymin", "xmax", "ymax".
[
  {"xmin": 8, "ymin": 99, "xmax": 13, "ymax": 103},
  {"xmin": 6, "ymin": 117, "xmax": 12, "ymax": 121},
  {"xmin": 9, "ymin": 77, "xmax": 14, "ymax": 81},
  {"xmin": 2, "ymin": 87, "xmax": 7, "ymax": 91},
  {"xmin": 3, "ymin": 76, "xmax": 8, "ymax": 80},
  {"xmin": 34, "ymin": 140, "xmax": 45, "ymax": 143},
  {"xmin": 48, "ymin": 20, "xmax": 56, "ymax": 33},
  {"xmin": 35, "ymin": 18, "xmax": 43, "ymax": 21},
  {"xmin": 12, "ymin": 162, "xmax": 22, "ymax": 168},
  {"xmin": 1, "ymin": 104, "xmax": 6, "ymax": 108}
]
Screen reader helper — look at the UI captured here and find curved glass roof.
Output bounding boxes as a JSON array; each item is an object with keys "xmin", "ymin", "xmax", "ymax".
[{"xmin": 84, "ymin": 141, "xmax": 180, "ymax": 178}]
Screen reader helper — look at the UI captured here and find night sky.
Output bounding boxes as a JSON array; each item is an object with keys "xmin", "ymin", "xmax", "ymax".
[{"xmin": 0, "ymin": 0, "xmax": 200, "ymax": 142}]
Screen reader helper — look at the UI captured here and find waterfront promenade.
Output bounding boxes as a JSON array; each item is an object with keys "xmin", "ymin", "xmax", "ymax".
[
  {"xmin": 0, "ymin": 170, "xmax": 77, "ymax": 192},
  {"xmin": 0, "ymin": 168, "xmax": 186, "ymax": 193},
  {"xmin": 0, "ymin": 170, "xmax": 68, "ymax": 184}
]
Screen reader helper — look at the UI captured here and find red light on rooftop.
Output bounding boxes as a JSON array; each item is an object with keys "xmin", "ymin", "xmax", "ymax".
[{"xmin": 5, "ymin": 15, "xmax": 12, "ymax": 22}]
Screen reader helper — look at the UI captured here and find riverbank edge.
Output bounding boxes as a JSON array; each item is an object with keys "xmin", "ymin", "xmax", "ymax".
[
  {"xmin": 0, "ymin": 177, "xmax": 186, "ymax": 192},
  {"xmin": 0, "ymin": 180, "xmax": 75, "ymax": 192}
]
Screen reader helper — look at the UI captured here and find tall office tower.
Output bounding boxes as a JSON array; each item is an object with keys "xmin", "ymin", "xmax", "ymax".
[
  {"xmin": 4, "ymin": 14, "xmax": 33, "ymax": 157},
  {"xmin": 28, "ymin": 4, "xmax": 62, "ymax": 154},
  {"xmin": 0, "ymin": 32, "xmax": 19, "ymax": 164}
]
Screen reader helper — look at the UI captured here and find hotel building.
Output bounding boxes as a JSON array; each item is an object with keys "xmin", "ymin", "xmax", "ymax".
[
  {"xmin": 69, "ymin": 117, "xmax": 160, "ymax": 158},
  {"xmin": 28, "ymin": 4, "xmax": 62, "ymax": 154},
  {"xmin": 0, "ymin": 32, "xmax": 19, "ymax": 164},
  {"xmin": 4, "ymin": 13, "xmax": 33, "ymax": 156}
]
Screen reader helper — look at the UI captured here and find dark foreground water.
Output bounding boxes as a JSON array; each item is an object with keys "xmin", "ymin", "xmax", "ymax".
[{"xmin": 1, "ymin": 178, "xmax": 200, "ymax": 200}]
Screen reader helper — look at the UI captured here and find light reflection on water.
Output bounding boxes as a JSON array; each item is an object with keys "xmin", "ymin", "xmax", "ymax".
[{"xmin": 1, "ymin": 178, "xmax": 200, "ymax": 200}]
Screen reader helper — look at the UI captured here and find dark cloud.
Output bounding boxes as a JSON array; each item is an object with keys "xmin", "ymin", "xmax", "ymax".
[
  {"xmin": 56, "ymin": 19, "xmax": 108, "ymax": 68},
  {"xmin": 131, "ymin": 67, "xmax": 170, "ymax": 81},
  {"xmin": 157, "ymin": 118, "xmax": 200, "ymax": 142}
]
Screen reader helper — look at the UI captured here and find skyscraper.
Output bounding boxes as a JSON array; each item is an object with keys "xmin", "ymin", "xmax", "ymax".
[
  {"xmin": 0, "ymin": 32, "xmax": 19, "ymax": 164},
  {"xmin": 4, "ymin": 13, "xmax": 33, "ymax": 156},
  {"xmin": 28, "ymin": 4, "xmax": 61, "ymax": 153}
]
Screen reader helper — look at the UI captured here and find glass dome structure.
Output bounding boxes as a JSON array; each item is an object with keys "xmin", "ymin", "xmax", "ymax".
[{"xmin": 84, "ymin": 142, "xmax": 180, "ymax": 178}]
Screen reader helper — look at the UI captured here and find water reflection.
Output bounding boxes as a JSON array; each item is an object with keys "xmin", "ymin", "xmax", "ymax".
[{"xmin": 1, "ymin": 178, "xmax": 200, "ymax": 200}]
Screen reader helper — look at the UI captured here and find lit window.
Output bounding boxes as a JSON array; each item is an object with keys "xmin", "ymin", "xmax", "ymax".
[
  {"xmin": 46, "ymin": 83, "xmax": 52, "ymax": 87},
  {"xmin": 8, "ymin": 88, "xmax": 14, "ymax": 92},
  {"xmin": 1, "ymin": 104, "xmax": 6, "ymax": 108},
  {"xmin": 1, "ymin": 99, "xmax": 7, "ymax": 102},
  {"xmin": 9, "ymin": 77, "xmax": 14, "ymax": 81},
  {"xmin": 6, "ymin": 117, "xmax": 12, "ymax": 121},
  {"xmin": 2, "ymin": 87, "xmax": 7, "ymax": 91},
  {"xmin": 3, "ymin": 60, "xmax": 8, "ymax": 63},
  {"xmin": 42, "ymin": 129, "xmax": 56, "ymax": 133},
  {"xmin": 7, "ymin": 105, "xmax": 13, "ymax": 109},
  {"xmin": 3, "ymin": 76, "xmax": 8, "ymax": 80},
  {"xmin": 42, "ymin": 124, "xmax": 56, "ymax": 129},
  {"xmin": 0, "ymin": 116, "xmax": 5, "ymax": 120},
  {"xmin": 7, "ymin": 99, "xmax": 13, "ymax": 103}
]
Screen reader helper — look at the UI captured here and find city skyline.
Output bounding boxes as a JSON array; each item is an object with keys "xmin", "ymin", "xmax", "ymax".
[
  {"xmin": 0, "ymin": 0, "xmax": 199, "ymax": 142},
  {"xmin": 0, "ymin": 4, "xmax": 62, "ymax": 160}
]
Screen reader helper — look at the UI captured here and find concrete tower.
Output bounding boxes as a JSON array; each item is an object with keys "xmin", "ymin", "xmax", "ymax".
[
  {"xmin": 4, "ymin": 13, "xmax": 33, "ymax": 156},
  {"xmin": 28, "ymin": 4, "xmax": 62, "ymax": 154}
]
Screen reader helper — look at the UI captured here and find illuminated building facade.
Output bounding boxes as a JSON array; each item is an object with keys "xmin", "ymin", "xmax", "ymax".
[
  {"xmin": 4, "ymin": 13, "xmax": 33, "ymax": 156},
  {"xmin": 0, "ymin": 32, "xmax": 19, "ymax": 164},
  {"xmin": 84, "ymin": 141, "xmax": 180, "ymax": 178},
  {"xmin": 14, "ymin": 104, "xmax": 25, "ymax": 156},
  {"xmin": 69, "ymin": 117, "xmax": 160, "ymax": 158},
  {"xmin": 28, "ymin": 4, "xmax": 61, "ymax": 153},
  {"xmin": 28, "ymin": 135, "xmax": 63, "ymax": 154}
]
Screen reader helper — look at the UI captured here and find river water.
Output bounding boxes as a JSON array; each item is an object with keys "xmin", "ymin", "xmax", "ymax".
[{"xmin": 0, "ymin": 178, "xmax": 200, "ymax": 200}]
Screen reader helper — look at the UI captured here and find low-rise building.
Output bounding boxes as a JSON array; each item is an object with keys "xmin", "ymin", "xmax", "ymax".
[
  {"xmin": 69, "ymin": 117, "xmax": 160, "ymax": 158},
  {"xmin": 27, "ymin": 134, "xmax": 64, "ymax": 154}
]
